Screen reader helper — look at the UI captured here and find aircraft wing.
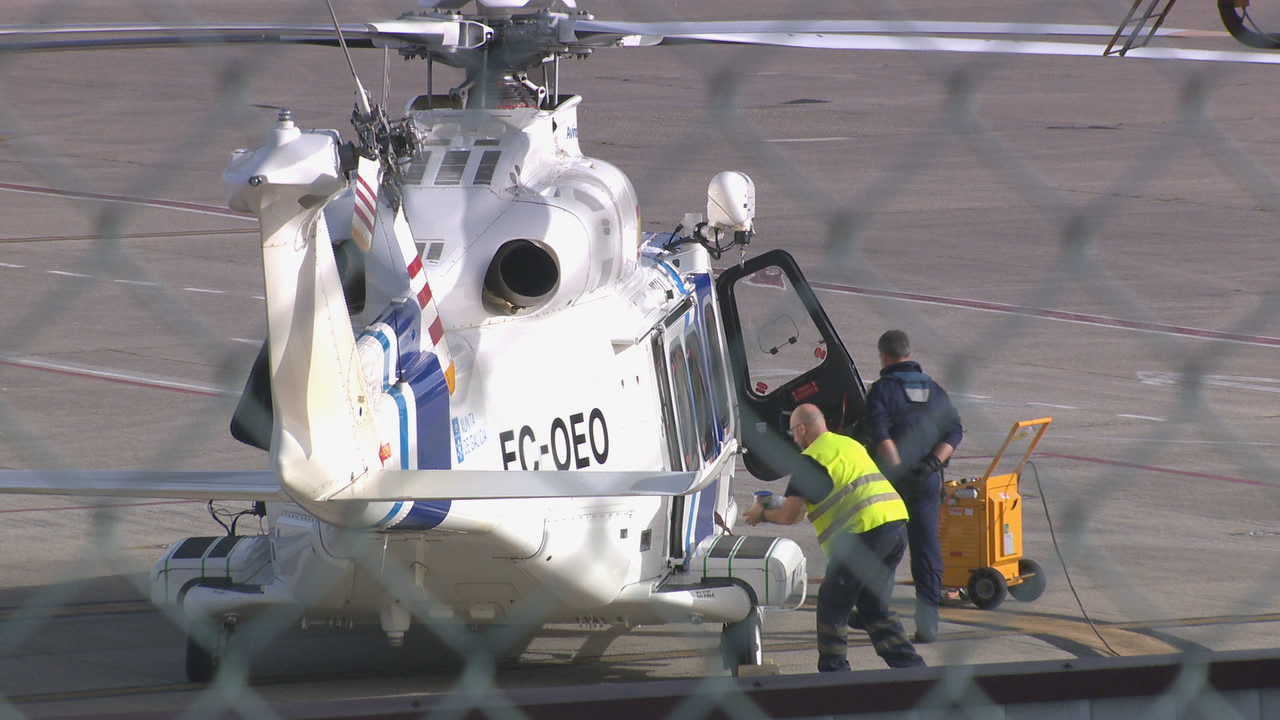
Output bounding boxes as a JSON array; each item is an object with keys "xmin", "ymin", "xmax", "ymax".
[
  {"xmin": 0, "ymin": 470, "xmax": 286, "ymax": 501},
  {"xmin": 324, "ymin": 469, "xmax": 702, "ymax": 501}
]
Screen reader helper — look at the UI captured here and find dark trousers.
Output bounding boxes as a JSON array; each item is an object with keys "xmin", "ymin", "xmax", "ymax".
[
  {"xmin": 899, "ymin": 471, "xmax": 944, "ymax": 634},
  {"xmin": 815, "ymin": 520, "xmax": 924, "ymax": 671}
]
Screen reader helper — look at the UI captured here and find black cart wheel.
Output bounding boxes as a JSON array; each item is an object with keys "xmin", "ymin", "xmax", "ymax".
[
  {"xmin": 721, "ymin": 606, "xmax": 764, "ymax": 673},
  {"xmin": 968, "ymin": 567, "xmax": 1008, "ymax": 610},
  {"xmin": 1009, "ymin": 558, "xmax": 1047, "ymax": 602}
]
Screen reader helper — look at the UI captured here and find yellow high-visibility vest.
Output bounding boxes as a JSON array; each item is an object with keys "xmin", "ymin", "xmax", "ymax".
[{"xmin": 802, "ymin": 432, "xmax": 909, "ymax": 555}]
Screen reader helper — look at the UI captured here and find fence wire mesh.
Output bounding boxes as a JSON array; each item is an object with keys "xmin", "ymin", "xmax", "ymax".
[{"xmin": 0, "ymin": 0, "xmax": 1278, "ymax": 717}]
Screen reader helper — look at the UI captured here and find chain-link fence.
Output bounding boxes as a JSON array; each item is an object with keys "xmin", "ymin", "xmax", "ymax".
[{"xmin": 0, "ymin": 0, "xmax": 1278, "ymax": 717}]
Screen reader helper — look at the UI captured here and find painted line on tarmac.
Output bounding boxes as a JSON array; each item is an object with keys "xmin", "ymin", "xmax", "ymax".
[
  {"xmin": 1, "ymin": 228, "xmax": 259, "ymax": 244},
  {"xmin": 0, "ymin": 181, "xmax": 252, "ymax": 220},
  {"xmin": 940, "ymin": 608, "xmax": 1280, "ymax": 656},
  {"xmin": 1138, "ymin": 370, "xmax": 1280, "ymax": 393},
  {"xmin": 5, "ymin": 266, "xmax": 261, "ymax": 300},
  {"xmin": 0, "ymin": 261, "xmax": 264, "ymax": 299},
  {"xmin": 956, "ymin": 449, "xmax": 1271, "ymax": 485},
  {"xmin": 937, "ymin": 606, "xmax": 1177, "ymax": 656},
  {"xmin": 1039, "ymin": 452, "xmax": 1274, "ymax": 487},
  {"xmin": 0, "ymin": 353, "xmax": 228, "ymax": 397},
  {"xmin": 770, "ymin": 607, "xmax": 1280, "ymax": 659},
  {"xmin": 812, "ymin": 281, "xmax": 1280, "ymax": 348},
  {"xmin": 6, "ymin": 680, "xmax": 201, "ymax": 707},
  {"xmin": 0, "ymin": 499, "xmax": 195, "ymax": 515},
  {"xmin": 0, "ymin": 600, "xmax": 158, "ymax": 622},
  {"xmin": 766, "ymin": 137, "xmax": 853, "ymax": 143}
]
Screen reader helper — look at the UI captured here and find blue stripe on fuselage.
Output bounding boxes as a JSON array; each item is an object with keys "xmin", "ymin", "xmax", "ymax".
[
  {"xmin": 403, "ymin": 353, "xmax": 450, "ymax": 471},
  {"xmin": 390, "ymin": 384, "xmax": 411, "ymax": 468},
  {"xmin": 655, "ymin": 259, "xmax": 687, "ymax": 295},
  {"xmin": 373, "ymin": 326, "xmax": 394, "ymax": 389},
  {"xmin": 373, "ymin": 501, "xmax": 406, "ymax": 528},
  {"xmin": 389, "ymin": 350, "xmax": 452, "ymax": 531},
  {"xmin": 360, "ymin": 295, "xmax": 453, "ymax": 532}
]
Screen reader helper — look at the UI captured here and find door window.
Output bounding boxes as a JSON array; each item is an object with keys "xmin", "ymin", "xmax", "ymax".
[{"xmin": 731, "ymin": 266, "xmax": 825, "ymax": 396}]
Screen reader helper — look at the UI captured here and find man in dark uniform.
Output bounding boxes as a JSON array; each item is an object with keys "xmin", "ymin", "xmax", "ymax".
[
  {"xmin": 744, "ymin": 403, "xmax": 924, "ymax": 671},
  {"xmin": 864, "ymin": 330, "xmax": 963, "ymax": 644}
]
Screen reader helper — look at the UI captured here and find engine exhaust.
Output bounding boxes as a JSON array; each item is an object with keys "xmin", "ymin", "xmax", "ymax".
[{"xmin": 483, "ymin": 239, "xmax": 559, "ymax": 315}]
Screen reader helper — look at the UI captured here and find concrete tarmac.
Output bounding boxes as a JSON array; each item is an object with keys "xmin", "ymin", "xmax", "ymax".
[{"xmin": 0, "ymin": 0, "xmax": 1278, "ymax": 716}]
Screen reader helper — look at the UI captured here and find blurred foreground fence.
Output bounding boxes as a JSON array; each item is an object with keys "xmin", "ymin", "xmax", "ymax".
[{"xmin": 2, "ymin": 0, "xmax": 1280, "ymax": 718}]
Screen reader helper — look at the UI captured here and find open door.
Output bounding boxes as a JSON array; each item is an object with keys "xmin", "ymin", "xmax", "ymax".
[{"xmin": 716, "ymin": 249, "xmax": 866, "ymax": 481}]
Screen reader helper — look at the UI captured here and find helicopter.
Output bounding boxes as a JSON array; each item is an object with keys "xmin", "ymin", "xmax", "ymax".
[
  {"xmin": 0, "ymin": 0, "xmax": 875, "ymax": 682},
  {"xmin": 1, "ymin": 0, "xmax": 1278, "ymax": 686}
]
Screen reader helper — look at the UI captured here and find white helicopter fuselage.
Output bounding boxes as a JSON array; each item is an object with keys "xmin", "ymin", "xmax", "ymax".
[{"xmin": 156, "ymin": 95, "xmax": 806, "ymax": 651}]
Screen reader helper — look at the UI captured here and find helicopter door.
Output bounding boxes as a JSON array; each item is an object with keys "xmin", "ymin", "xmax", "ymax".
[{"xmin": 715, "ymin": 249, "xmax": 867, "ymax": 481}]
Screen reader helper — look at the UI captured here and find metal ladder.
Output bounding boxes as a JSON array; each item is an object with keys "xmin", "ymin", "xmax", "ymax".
[{"xmin": 1105, "ymin": 0, "xmax": 1180, "ymax": 56}]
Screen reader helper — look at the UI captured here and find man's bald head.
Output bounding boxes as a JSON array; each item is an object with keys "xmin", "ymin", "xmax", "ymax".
[{"xmin": 788, "ymin": 403, "xmax": 828, "ymax": 449}]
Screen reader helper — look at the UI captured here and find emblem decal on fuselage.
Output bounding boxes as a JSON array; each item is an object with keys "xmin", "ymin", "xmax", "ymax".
[{"xmin": 452, "ymin": 412, "xmax": 488, "ymax": 464}]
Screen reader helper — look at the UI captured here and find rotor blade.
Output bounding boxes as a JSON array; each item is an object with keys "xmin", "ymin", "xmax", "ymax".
[
  {"xmin": 324, "ymin": 469, "xmax": 701, "ymax": 501},
  {"xmin": 566, "ymin": 19, "xmax": 1219, "ymax": 48},
  {"xmin": 570, "ymin": 19, "xmax": 1188, "ymax": 41},
  {"xmin": 0, "ymin": 19, "xmax": 490, "ymax": 53},
  {"xmin": 0, "ymin": 470, "xmax": 286, "ymax": 501},
  {"xmin": 579, "ymin": 25, "xmax": 1280, "ymax": 65},
  {"xmin": 365, "ymin": 18, "xmax": 492, "ymax": 51}
]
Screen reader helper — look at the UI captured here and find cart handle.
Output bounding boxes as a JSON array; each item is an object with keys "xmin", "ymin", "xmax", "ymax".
[{"xmin": 980, "ymin": 417, "xmax": 1053, "ymax": 481}]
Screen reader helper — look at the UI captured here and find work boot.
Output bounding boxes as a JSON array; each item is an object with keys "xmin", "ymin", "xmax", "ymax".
[
  {"xmin": 818, "ymin": 654, "xmax": 851, "ymax": 672},
  {"xmin": 913, "ymin": 610, "xmax": 938, "ymax": 643}
]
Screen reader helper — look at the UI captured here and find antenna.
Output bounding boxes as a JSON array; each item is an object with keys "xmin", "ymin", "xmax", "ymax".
[
  {"xmin": 324, "ymin": 0, "xmax": 372, "ymax": 116},
  {"xmin": 382, "ymin": 46, "xmax": 390, "ymax": 110}
]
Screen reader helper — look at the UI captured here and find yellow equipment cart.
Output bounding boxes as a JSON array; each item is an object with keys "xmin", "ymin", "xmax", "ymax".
[{"xmin": 939, "ymin": 417, "xmax": 1052, "ymax": 610}]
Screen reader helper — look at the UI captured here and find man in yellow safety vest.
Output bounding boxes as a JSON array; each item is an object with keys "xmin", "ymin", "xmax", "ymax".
[{"xmin": 744, "ymin": 403, "xmax": 924, "ymax": 671}]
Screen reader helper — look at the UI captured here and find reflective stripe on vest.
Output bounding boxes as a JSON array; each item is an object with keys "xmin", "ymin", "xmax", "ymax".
[{"xmin": 802, "ymin": 432, "xmax": 909, "ymax": 554}]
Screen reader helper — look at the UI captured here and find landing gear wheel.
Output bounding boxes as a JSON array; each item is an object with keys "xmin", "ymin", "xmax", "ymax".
[
  {"xmin": 1009, "ymin": 558, "xmax": 1047, "ymax": 602},
  {"xmin": 721, "ymin": 606, "xmax": 763, "ymax": 675},
  {"xmin": 967, "ymin": 567, "xmax": 1008, "ymax": 610},
  {"xmin": 185, "ymin": 635, "xmax": 220, "ymax": 683},
  {"xmin": 185, "ymin": 617, "xmax": 235, "ymax": 683}
]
